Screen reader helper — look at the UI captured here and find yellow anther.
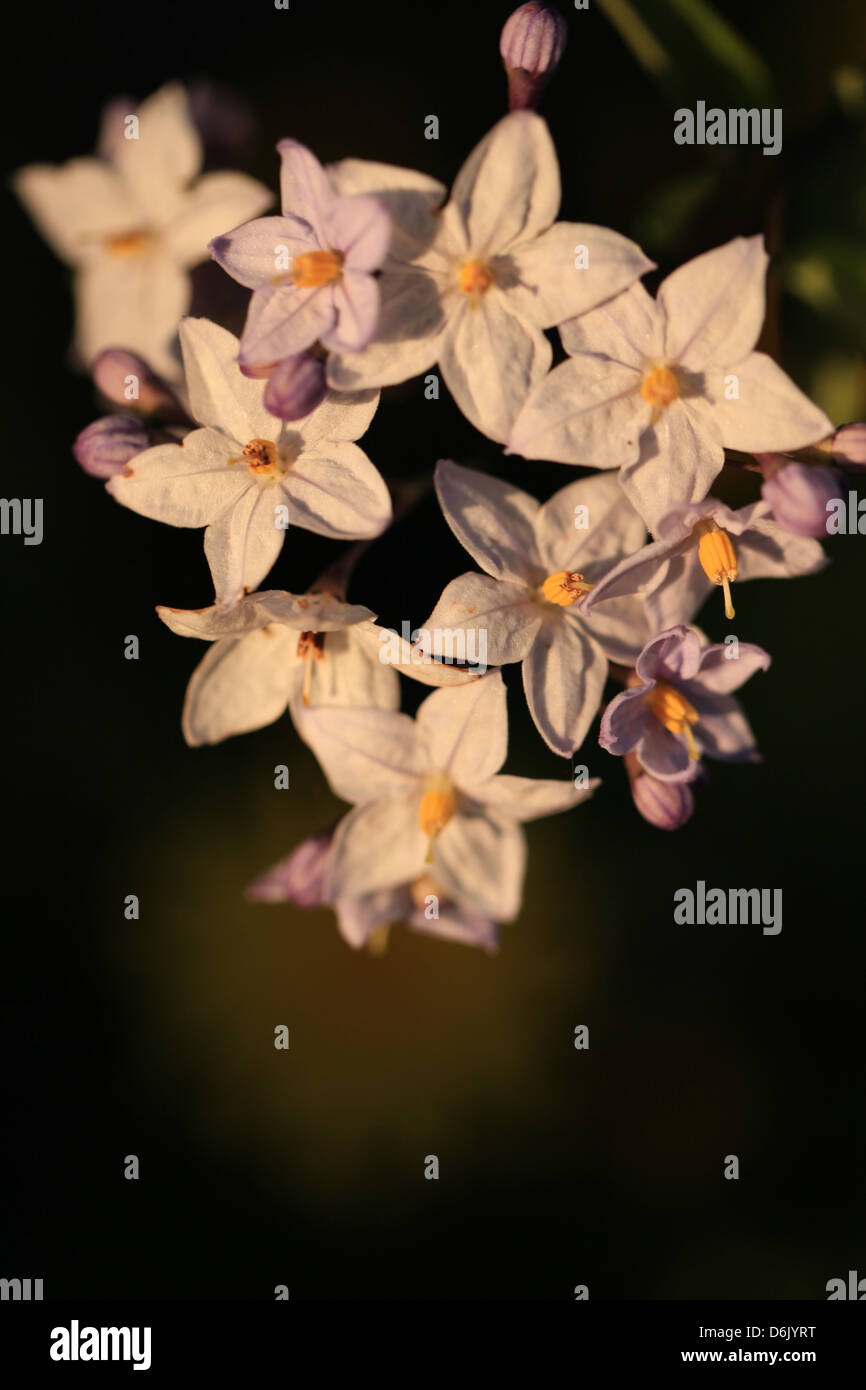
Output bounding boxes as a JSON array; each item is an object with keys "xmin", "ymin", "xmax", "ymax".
[
  {"xmin": 697, "ymin": 522, "xmax": 738, "ymax": 620},
  {"xmin": 646, "ymin": 681, "xmax": 701, "ymax": 761},
  {"xmin": 419, "ymin": 778, "xmax": 457, "ymax": 864},
  {"xmin": 541, "ymin": 570, "xmax": 594, "ymax": 606},
  {"xmin": 291, "ymin": 249, "xmax": 344, "ymax": 288},
  {"xmin": 459, "ymin": 259, "xmax": 495, "ymax": 297},
  {"xmin": 640, "ymin": 365, "xmax": 679, "ymax": 411},
  {"xmin": 242, "ymin": 438, "xmax": 280, "ymax": 475},
  {"xmin": 105, "ymin": 231, "xmax": 154, "ymax": 257}
]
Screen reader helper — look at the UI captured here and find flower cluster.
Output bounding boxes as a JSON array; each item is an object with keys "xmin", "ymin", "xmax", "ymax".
[{"xmin": 19, "ymin": 16, "xmax": 856, "ymax": 956}]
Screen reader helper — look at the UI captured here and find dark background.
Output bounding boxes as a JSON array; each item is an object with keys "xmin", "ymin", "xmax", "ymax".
[{"xmin": 1, "ymin": 0, "xmax": 864, "ymax": 1299}]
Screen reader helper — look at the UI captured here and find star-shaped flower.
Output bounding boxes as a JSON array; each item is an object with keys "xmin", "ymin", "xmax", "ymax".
[
  {"xmin": 326, "ymin": 111, "xmax": 654, "ymax": 442},
  {"xmin": 210, "ymin": 139, "xmax": 393, "ymax": 371},
  {"xmin": 297, "ymin": 672, "xmax": 596, "ymax": 920},
  {"xmin": 507, "ymin": 237, "xmax": 833, "ymax": 533},
  {"xmin": 582, "ymin": 496, "xmax": 826, "ymax": 629},
  {"xmin": 107, "ymin": 318, "xmax": 391, "ymax": 609},
  {"xmin": 157, "ymin": 588, "xmax": 480, "ymax": 746},
  {"xmin": 248, "ymin": 831, "xmax": 498, "ymax": 953},
  {"xmin": 14, "ymin": 83, "xmax": 271, "ymax": 378},
  {"xmin": 420, "ymin": 461, "xmax": 650, "ymax": 755},
  {"xmin": 600, "ymin": 626, "xmax": 771, "ymax": 782}
]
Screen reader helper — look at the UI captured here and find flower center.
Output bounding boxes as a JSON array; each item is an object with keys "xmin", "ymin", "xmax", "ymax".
[
  {"xmin": 696, "ymin": 520, "xmax": 738, "ymax": 620},
  {"xmin": 104, "ymin": 231, "xmax": 154, "ymax": 258},
  {"xmin": 418, "ymin": 776, "xmax": 457, "ymax": 865},
  {"xmin": 297, "ymin": 630, "xmax": 326, "ymax": 707},
  {"xmin": 540, "ymin": 570, "xmax": 594, "ymax": 607},
  {"xmin": 646, "ymin": 681, "xmax": 700, "ymax": 761},
  {"xmin": 459, "ymin": 259, "xmax": 495, "ymax": 298},
  {"xmin": 291, "ymin": 249, "xmax": 344, "ymax": 288},
  {"xmin": 242, "ymin": 438, "xmax": 280, "ymax": 476},
  {"xmin": 640, "ymin": 365, "xmax": 679, "ymax": 411}
]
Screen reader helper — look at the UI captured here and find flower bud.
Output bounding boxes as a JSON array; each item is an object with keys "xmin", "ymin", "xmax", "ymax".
[
  {"xmin": 72, "ymin": 415, "xmax": 149, "ymax": 478},
  {"xmin": 264, "ymin": 352, "xmax": 328, "ymax": 421},
  {"xmin": 761, "ymin": 460, "xmax": 841, "ymax": 538},
  {"xmin": 91, "ymin": 348, "xmax": 183, "ymax": 419},
  {"xmin": 630, "ymin": 770, "xmax": 695, "ymax": 831},
  {"xmin": 500, "ymin": 3, "xmax": 567, "ymax": 111},
  {"xmin": 831, "ymin": 422, "xmax": 866, "ymax": 471},
  {"xmin": 245, "ymin": 834, "xmax": 333, "ymax": 908}
]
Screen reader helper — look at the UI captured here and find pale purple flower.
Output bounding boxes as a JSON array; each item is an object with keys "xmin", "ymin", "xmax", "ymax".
[
  {"xmin": 600, "ymin": 626, "xmax": 770, "ymax": 782},
  {"xmin": 759, "ymin": 457, "xmax": 842, "ymax": 538},
  {"xmin": 508, "ymin": 237, "xmax": 833, "ymax": 534},
  {"xmin": 582, "ymin": 496, "xmax": 826, "ymax": 631},
  {"xmin": 500, "ymin": 3, "xmax": 568, "ymax": 111},
  {"xmin": 210, "ymin": 139, "xmax": 392, "ymax": 370},
  {"xmin": 91, "ymin": 348, "xmax": 187, "ymax": 420},
  {"xmin": 73, "ymin": 415, "xmax": 150, "ymax": 478},
  {"xmin": 247, "ymin": 833, "xmax": 332, "ymax": 908}
]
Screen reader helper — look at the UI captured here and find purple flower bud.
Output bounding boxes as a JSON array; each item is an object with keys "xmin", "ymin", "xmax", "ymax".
[
  {"xmin": 761, "ymin": 461, "xmax": 842, "ymax": 538},
  {"xmin": 72, "ymin": 415, "xmax": 149, "ymax": 479},
  {"xmin": 831, "ymin": 423, "xmax": 866, "ymax": 471},
  {"xmin": 264, "ymin": 353, "xmax": 328, "ymax": 421},
  {"xmin": 245, "ymin": 834, "xmax": 333, "ymax": 908},
  {"xmin": 91, "ymin": 349, "xmax": 183, "ymax": 419},
  {"xmin": 631, "ymin": 771, "xmax": 695, "ymax": 831},
  {"xmin": 500, "ymin": 3, "xmax": 567, "ymax": 111}
]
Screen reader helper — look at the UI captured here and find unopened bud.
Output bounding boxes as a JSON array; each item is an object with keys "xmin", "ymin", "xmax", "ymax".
[
  {"xmin": 264, "ymin": 352, "xmax": 328, "ymax": 421},
  {"xmin": 831, "ymin": 422, "xmax": 866, "ymax": 471},
  {"xmin": 500, "ymin": 3, "xmax": 567, "ymax": 111},
  {"xmin": 761, "ymin": 460, "xmax": 842, "ymax": 538},
  {"xmin": 630, "ymin": 770, "xmax": 695, "ymax": 831},
  {"xmin": 72, "ymin": 415, "xmax": 149, "ymax": 478},
  {"xmin": 91, "ymin": 348, "xmax": 184, "ymax": 420}
]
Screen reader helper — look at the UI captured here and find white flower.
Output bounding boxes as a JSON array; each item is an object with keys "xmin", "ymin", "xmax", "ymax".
[
  {"xmin": 326, "ymin": 111, "xmax": 654, "ymax": 442},
  {"xmin": 507, "ymin": 236, "xmax": 834, "ymax": 534},
  {"xmin": 107, "ymin": 318, "xmax": 391, "ymax": 610},
  {"xmin": 13, "ymin": 83, "xmax": 271, "ymax": 378},
  {"xmin": 421, "ymin": 461, "xmax": 650, "ymax": 755},
  {"xmin": 157, "ymin": 589, "xmax": 481, "ymax": 746},
  {"xmin": 297, "ymin": 672, "xmax": 597, "ymax": 920}
]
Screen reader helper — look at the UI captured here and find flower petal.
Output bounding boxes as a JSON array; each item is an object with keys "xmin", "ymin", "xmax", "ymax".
[
  {"xmin": 13, "ymin": 158, "xmax": 137, "ymax": 263},
  {"xmin": 636, "ymin": 625, "xmax": 703, "ymax": 683},
  {"xmin": 688, "ymin": 641, "xmax": 771, "ymax": 694},
  {"xmin": 74, "ymin": 254, "xmax": 188, "ymax": 378},
  {"xmin": 534, "ymin": 470, "xmax": 646, "ymax": 576},
  {"xmin": 737, "ymin": 517, "xmax": 827, "ymax": 581},
  {"xmin": 281, "ymin": 442, "xmax": 391, "ymax": 539},
  {"xmin": 326, "ymin": 266, "xmax": 447, "ymax": 390},
  {"xmin": 522, "ymin": 617, "xmax": 609, "ymax": 756},
  {"xmin": 507, "ymin": 355, "xmax": 647, "ymax": 466},
  {"xmin": 451, "ymin": 111, "xmax": 559, "ymax": 256},
  {"xmin": 659, "ymin": 235, "xmax": 768, "ymax": 371},
  {"xmin": 276, "ymin": 139, "xmax": 336, "ymax": 245},
  {"xmin": 327, "ymin": 795, "xmax": 427, "ymax": 897},
  {"xmin": 322, "ymin": 271, "xmax": 380, "ymax": 353},
  {"xmin": 507, "ymin": 222, "xmax": 654, "ymax": 329},
  {"xmin": 440, "ymin": 292, "xmax": 552, "ymax": 442},
  {"xmin": 297, "ymin": 706, "xmax": 427, "ymax": 803},
  {"xmin": 434, "ymin": 459, "xmax": 542, "ymax": 582},
  {"xmin": 114, "ymin": 83, "xmax": 201, "ymax": 226},
  {"xmin": 431, "ymin": 811, "xmax": 526, "ymax": 921},
  {"xmin": 179, "ymin": 317, "xmax": 274, "ymax": 440},
  {"xmin": 166, "ymin": 171, "xmax": 273, "ymax": 268},
  {"xmin": 208, "ymin": 215, "xmax": 314, "ymax": 288},
  {"xmin": 599, "ymin": 685, "xmax": 650, "ymax": 756},
  {"xmin": 703, "ymin": 351, "xmax": 833, "ymax": 452},
  {"xmin": 181, "ymin": 625, "xmax": 297, "ymax": 745},
  {"xmin": 618, "ymin": 400, "xmax": 723, "ymax": 536},
  {"xmin": 239, "ymin": 280, "xmax": 337, "ymax": 365},
  {"xmin": 360, "ymin": 622, "xmax": 487, "ymax": 686},
  {"xmin": 293, "ymin": 388, "xmax": 379, "ymax": 446},
  {"xmin": 416, "ymin": 672, "xmax": 508, "ymax": 785},
  {"xmin": 203, "ymin": 483, "xmax": 287, "ymax": 608},
  {"xmin": 559, "ymin": 279, "xmax": 663, "ymax": 365},
  {"xmin": 106, "ymin": 428, "xmax": 247, "ymax": 527},
  {"xmin": 325, "ymin": 194, "xmax": 391, "ymax": 271},
  {"xmin": 470, "ymin": 771, "xmax": 597, "ymax": 821},
  {"xmin": 420, "ymin": 572, "xmax": 541, "ymax": 665}
]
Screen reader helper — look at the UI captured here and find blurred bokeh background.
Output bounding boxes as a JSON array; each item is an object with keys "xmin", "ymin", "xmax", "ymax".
[{"xmin": 2, "ymin": 0, "xmax": 863, "ymax": 1298}]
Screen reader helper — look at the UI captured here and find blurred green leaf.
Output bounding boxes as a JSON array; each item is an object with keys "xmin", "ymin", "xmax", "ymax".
[{"xmin": 631, "ymin": 167, "xmax": 720, "ymax": 255}]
